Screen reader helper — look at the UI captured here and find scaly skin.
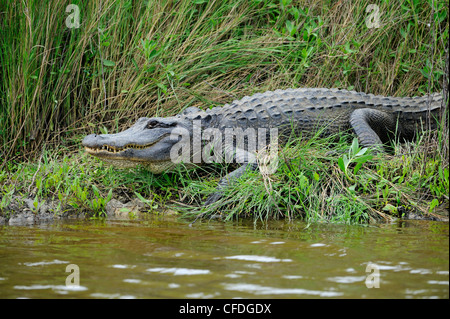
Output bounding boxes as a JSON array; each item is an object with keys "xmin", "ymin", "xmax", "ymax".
[{"xmin": 82, "ymin": 88, "xmax": 442, "ymax": 204}]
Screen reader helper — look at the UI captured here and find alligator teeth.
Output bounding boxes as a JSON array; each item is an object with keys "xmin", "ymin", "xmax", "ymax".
[{"xmin": 86, "ymin": 143, "xmax": 154, "ymax": 153}]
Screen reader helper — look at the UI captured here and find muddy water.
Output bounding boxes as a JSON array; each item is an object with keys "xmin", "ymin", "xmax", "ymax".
[{"xmin": 0, "ymin": 217, "xmax": 448, "ymax": 299}]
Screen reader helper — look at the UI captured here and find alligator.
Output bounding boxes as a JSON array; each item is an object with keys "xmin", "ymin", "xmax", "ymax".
[{"xmin": 82, "ymin": 88, "xmax": 442, "ymax": 204}]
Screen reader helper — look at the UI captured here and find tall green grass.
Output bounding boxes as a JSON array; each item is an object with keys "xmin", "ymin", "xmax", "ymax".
[
  {"xmin": 178, "ymin": 124, "xmax": 449, "ymax": 224},
  {"xmin": 0, "ymin": 0, "xmax": 448, "ymax": 164}
]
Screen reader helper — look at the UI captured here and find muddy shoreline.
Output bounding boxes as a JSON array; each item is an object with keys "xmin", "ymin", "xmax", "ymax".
[
  {"xmin": 0, "ymin": 196, "xmax": 180, "ymax": 226},
  {"xmin": 1, "ymin": 195, "xmax": 448, "ymax": 226}
]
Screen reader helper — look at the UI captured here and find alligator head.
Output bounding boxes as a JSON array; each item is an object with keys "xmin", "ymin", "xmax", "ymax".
[{"xmin": 82, "ymin": 116, "xmax": 193, "ymax": 173}]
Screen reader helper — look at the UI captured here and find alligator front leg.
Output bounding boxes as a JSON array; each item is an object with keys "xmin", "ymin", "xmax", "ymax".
[
  {"xmin": 204, "ymin": 147, "xmax": 258, "ymax": 205},
  {"xmin": 349, "ymin": 108, "xmax": 397, "ymax": 153}
]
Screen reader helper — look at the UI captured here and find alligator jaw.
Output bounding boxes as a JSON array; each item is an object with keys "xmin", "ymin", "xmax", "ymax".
[
  {"xmin": 83, "ymin": 143, "xmax": 177, "ymax": 172},
  {"xmin": 82, "ymin": 127, "xmax": 179, "ymax": 172},
  {"xmin": 83, "ymin": 145, "xmax": 150, "ymax": 169},
  {"xmin": 82, "ymin": 134, "xmax": 172, "ymax": 165},
  {"xmin": 84, "ymin": 142, "xmax": 157, "ymax": 156}
]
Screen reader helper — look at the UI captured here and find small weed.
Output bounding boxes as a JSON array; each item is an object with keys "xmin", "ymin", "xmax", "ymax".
[{"xmin": 338, "ymin": 138, "xmax": 373, "ymax": 183}]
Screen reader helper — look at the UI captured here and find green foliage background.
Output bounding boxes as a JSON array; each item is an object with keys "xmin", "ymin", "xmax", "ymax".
[{"xmin": 0, "ymin": 0, "xmax": 448, "ymax": 163}]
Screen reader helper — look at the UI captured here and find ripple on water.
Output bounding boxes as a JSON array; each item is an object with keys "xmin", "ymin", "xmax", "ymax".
[
  {"xmin": 110, "ymin": 264, "xmax": 136, "ymax": 269},
  {"xmin": 223, "ymin": 283, "xmax": 343, "ymax": 297},
  {"xmin": 326, "ymin": 276, "xmax": 366, "ymax": 284},
  {"xmin": 123, "ymin": 279, "xmax": 141, "ymax": 284},
  {"xmin": 22, "ymin": 260, "xmax": 69, "ymax": 267},
  {"xmin": 146, "ymin": 267, "xmax": 211, "ymax": 275},
  {"xmin": 309, "ymin": 243, "xmax": 327, "ymax": 247},
  {"xmin": 222, "ymin": 255, "xmax": 292, "ymax": 262},
  {"xmin": 90, "ymin": 292, "xmax": 135, "ymax": 299},
  {"xmin": 14, "ymin": 284, "xmax": 88, "ymax": 294}
]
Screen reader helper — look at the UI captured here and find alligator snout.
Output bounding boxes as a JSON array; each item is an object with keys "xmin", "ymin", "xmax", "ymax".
[{"xmin": 82, "ymin": 134, "xmax": 103, "ymax": 147}]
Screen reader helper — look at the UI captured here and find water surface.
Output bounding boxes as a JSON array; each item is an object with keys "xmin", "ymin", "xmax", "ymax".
[{"xmin": 0, "ymin": 217, "xmax": 448, "ymax": 298}]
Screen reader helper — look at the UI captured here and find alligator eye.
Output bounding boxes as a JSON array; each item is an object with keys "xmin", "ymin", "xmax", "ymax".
[
  {"xmin": 146, "ymin": 120, "xmax": 177, "ymax": 129},
  {"xmin": 146, "ymin": 120, "xmax": 160, "ymax": 129}
]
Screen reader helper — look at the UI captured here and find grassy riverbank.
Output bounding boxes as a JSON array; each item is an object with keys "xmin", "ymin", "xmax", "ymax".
[
  {"xmin": 1, "ymin": 129, "xmax": 448, "ymax": 224},
  {"xmin": 0, "ymin": 0, "xmax": 449, "ymax": 223}
]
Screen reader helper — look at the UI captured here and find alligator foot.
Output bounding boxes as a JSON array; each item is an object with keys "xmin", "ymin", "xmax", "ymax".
[
  {"xmin": 189, "ymin": 190, "xmax": 226, "ymax": 226},
  {"xmin": 189, "ymin": 212, "xmax": 205, "ymax": 226},
  {"xmin": 189, "ymin": 188, "xmax": 224, "ymax": 226},
  {"xmin": 204, "ymin": 192, "xmax": 223, "ymax": 206}
]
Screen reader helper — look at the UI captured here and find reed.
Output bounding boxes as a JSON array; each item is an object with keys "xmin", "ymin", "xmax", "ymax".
[{"xmin": 0, "ymin": 0, "xmax": 447, "ymax": 163}]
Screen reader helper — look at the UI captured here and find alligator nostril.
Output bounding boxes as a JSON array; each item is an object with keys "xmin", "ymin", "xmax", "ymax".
[{"xmin": 82, "ymin": 133, "xmax": 103, "ymax": 147}]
